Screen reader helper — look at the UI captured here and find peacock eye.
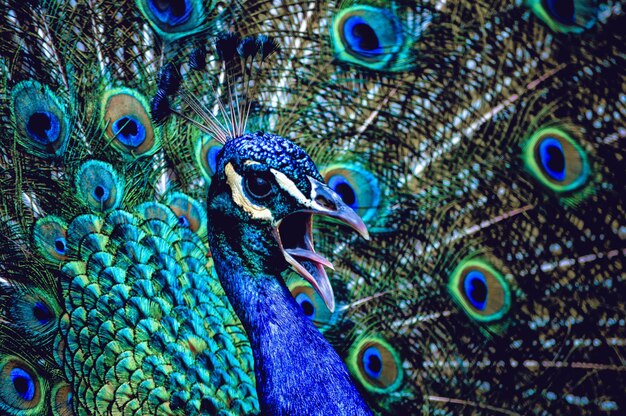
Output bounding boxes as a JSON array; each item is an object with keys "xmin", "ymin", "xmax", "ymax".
[
  {"xmin": 527, "ymin": 0, "xmax": 598, "ymax": 33},
  {"xmin": 447, "ymin": 258, "xmax": 511, "ymax": 323},
  {"xmin": 522, "ymin": 127, "xmax": 590, "ymax": 194},
  {"xmin": 245, "ymin": 173, "xmax": 273, "ymax": 198},
  {"xmin": 331, "ymin": 5, "xmax": 406, "ymax": 71},
  {"xmin": 348, "ymin": 336, "xmax": 404, "ymax": 394}
]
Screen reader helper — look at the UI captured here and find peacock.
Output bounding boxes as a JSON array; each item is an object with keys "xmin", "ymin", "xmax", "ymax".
[{"xmin": 0, "ymin": 0, "xmax": 625, "ymax": 415}]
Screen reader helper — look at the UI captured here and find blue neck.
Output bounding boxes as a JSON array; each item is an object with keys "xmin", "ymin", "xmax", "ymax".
[{"xmin": 208, "ymin": 222, "xmax": 371, "ymax": 415}]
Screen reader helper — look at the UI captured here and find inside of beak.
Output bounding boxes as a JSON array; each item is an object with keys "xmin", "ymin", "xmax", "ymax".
[{"xmin": 273, "ymin": 178, "xmax": 370, "ymax": 313}]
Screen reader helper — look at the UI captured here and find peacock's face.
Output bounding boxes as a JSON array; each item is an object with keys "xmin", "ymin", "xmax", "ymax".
[{"xmin": 209, "ymin": 132, "xmax": 369, "ymax": 311}]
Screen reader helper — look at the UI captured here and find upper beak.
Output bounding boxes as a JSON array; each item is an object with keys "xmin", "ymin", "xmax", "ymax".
[
  {"xmin": 309, "ymin": 178, "xmax": 370, "ymax": 241},
  {"xmin": 273, "ymin": 177, "xmax": 369, "ymax": 312}
]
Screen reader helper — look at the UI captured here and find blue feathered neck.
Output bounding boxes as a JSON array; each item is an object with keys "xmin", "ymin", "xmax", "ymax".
[{"xmin": 207, "ymin": 209, "xmax": 371, "ymax": 416}]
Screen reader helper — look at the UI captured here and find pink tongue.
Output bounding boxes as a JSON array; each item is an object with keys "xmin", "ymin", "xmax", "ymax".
[{"xmin": 284, "ymin": 248, "xmax": 334, "ymax": 269}]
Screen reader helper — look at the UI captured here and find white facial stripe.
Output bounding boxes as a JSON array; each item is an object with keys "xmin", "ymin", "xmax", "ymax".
[
  {"xmin": 225, "ymin": 163, "xmax": 273, "ymax": 220},
  {"xmin": 269, "ymin": 170, "xmax": 336, "ymax": 213},
  {"xmin": 270, "ymin": 169, "xmax": 310, "ymax": 206}
]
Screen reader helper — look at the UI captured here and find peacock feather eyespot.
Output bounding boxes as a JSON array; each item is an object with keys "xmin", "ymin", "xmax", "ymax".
[
  {"xmin": 526, "ymin": 0, "xmax": 598, "ymax": 33},
  {"xmin": 347, "ymin": 336, "xmax": 403, "ymax": 394},
  {"xmin": 51, "ymin": 383, "xmax": 74, "ymax": 416},
  {"xmin": 33, "ymin": 216, "xmax": 69, "ymax": 263},
  {"xmin": 321, "ymin": 164, "xmax": 380, "ymax": 223},
  {"xmin": 33, "ymin": 302, "xmax": 53, "ymax": 325},
  {"xmin": 195, "ymin": 137, "xmax": 223, "ymax": 181},
  {"xmin": 448, "ymin": 258, "xmax": 511, "ymax": 323},
  {"xmin": 75, "ymin": 160, "xmax": 125, "ymax": 212},
  {"xmin": 167, "ymin": 192, "xmax": 208, "ymax": 238},
  {"xmin": 101, "ymin": 87, "xmax": 161, "ymax": 158},
  {"xmin": 331, "ymin": 5, "xmax": 412, "ymax": 72},
  {"xmin": 288, "ymin": 280, "xmax": 333, "ymax": 327},
  {"xmin": 7, "ymin": 287, "xmax": 60, "ymax": 340},
  {"xmin": 0, "ymin": 357, "xmax": 44, "ymax": 414},
  {"xmin": 10, "ymin": 80, "xmax": 70, "ymax": 158},
  {"xmin": 522, "ymin": 127, "xmax": 591, "ymax": 199},
  {"xmin": 135, "ymin": 0, "xmax": 210, "ymax": 40}
]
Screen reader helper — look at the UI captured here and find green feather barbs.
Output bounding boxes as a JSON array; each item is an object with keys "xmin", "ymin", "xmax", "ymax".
[
  {"xmin": 75, "ymin": 161, "xmax": 125, "ymax": 212},
  {"xmin": 526, "ymin": 0, "xmax": 599, "ymax": 33},
  {"xmin": 101, "ymin": 88, "xmax": 161, "ymax": 158},
  {"xmin": 447, "ymin": 258, "xmax": 511, "ymax": 323},
  {"xmin": 10, "ymin": 81, "xmax": 70, "ymax": 158},
  {"xmin": 0, "ymin": 357, "xmax": 45, "ymax": 415}
]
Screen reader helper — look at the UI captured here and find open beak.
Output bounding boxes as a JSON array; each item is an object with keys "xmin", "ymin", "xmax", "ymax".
[{"xmin": 272, "ymin": 177, "xmax": 369, "ymax": 312}]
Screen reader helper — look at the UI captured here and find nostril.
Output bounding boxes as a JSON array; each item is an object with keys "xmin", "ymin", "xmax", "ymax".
[{"xmin": 315, "ymin": 193, "xmax": 336, "ymax": 210}]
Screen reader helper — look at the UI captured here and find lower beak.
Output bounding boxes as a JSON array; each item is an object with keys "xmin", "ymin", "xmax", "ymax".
[{"xmin": 274, "ymin": 177, "xmax": 369, "ymax": 312}]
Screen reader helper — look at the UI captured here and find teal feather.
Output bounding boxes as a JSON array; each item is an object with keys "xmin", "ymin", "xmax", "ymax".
[{"xmin": 0, "ymin": 0, "xmax": 624, "ymax": 415}]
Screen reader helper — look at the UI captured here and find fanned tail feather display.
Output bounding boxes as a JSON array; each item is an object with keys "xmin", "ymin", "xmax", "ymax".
[{"xmin": 0, "ymin": 0, "xmax": 624, "ymax": 415}]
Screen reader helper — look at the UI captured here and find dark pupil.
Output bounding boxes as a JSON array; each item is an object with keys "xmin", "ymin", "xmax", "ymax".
[
  {"xmin": 248, "ymin": 175, "xmax": 271, "ymax": 197},
  {"xmin": 28, "ymin": 112, "xmax": 52, "ymax": 141},
  {"xmin": 367, "ymin": 354, "xmax": 382, "ymax": 374},
  {"xmin": 155, "ymin": 0, "xmax": 185, "ymax": 17},
  {"xmin": 117, "ymin": 117, "xmax": 138, "ymax": 137},
  {"xmin": 353, "ymin": 23, "xmax": 379, "ymax": 51},
  {"xmin": 178, "ymin": 215, "xmax": 189, "ymax": 227},
  {"xmin": 300, "ymin": 300, "xmax": 314, "ymax": 317},
  {"xmin": 34, "ymin": 302, "xmax": 53, "ymax": 324},
  {"xmin": 94, "ymin": 185, "xmax": 106, "ymax": 200},
  {"xmin": 55, "ymin": 239, "xmax": 66, "ymax": 253},
  {"xmin": 545, "ymin": 144, "xmax": 565, "ymax": 175},
  {"xmin": 544, "ymin": 0, "xmax": 575, "ymax": 24},
  {"xmin": 336, "ymin": 183, "xmax": 356, "ymax": 206},
  {"xmin": 469, "ymin": 278, "xmax": 487, "ymax": 304},
  {"xmin": 14, "ymin": 376, "xmax": 30, "ymax": 398}
]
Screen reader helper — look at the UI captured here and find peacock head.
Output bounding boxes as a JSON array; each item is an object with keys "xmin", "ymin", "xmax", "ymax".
[
  {"xmin": 207, "ymin": 131, "xmax": 369, "ymax": 312},
  {"xmin": 150, "ymin": 34, "xmax": 369, "ymax": 311}
]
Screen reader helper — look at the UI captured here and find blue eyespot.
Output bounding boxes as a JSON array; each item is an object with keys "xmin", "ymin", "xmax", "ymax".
[
  {"xmin": 10, "ymin": 368, "xmax": 35, "ymax": 401},
  {"xmin": 343, "ymin": 16, "xmax": 383, "ymax": 57},
  {"xmin": 147, "ymin": 0, "xmax": 192, "ymax": 26},
  {"xmin": 538, "ymin": 137, "xmax": 566, "ymax": 182},
  {"xmin": 544, "ymin": 0, "xmax": 575, "ymax": 25},
  {"xmin": 295, "ymin": 292, "xmax": 316, "ymax": 320},
  {"xmin": 362, "ymin": 346, "xmax": 383, "ymax": 380},
  {"xmin": 464, "ymin": 270, "xmax": 488, "ymax": 311},
  {"xmin": 27, "ymin": 111, "xmax": 61, "ymax": 144},
  {"xmin": 93, "ymin": 184, "xmax": 110, "ymax": 202},
  {"xmin": 54, "ymin": 237, "xmax": 67, "ymax": 255},
  {"xmin": 207, "ymin": 145, "xmax": 221, "ymax": 176},
  {"xmin": 33, "ymin": 301, "xmax": 53, "ymax": 325},
  {"xmin": 178, "ymin": 215, "xmax": 190, "ymax": 227},
  {"xmin": 112, "ymin": 116, "xmax": 147, "ymax": 147},
  {"xmin": 328, "ymin": 175, "xmax": 357, "ymax": 209}
]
